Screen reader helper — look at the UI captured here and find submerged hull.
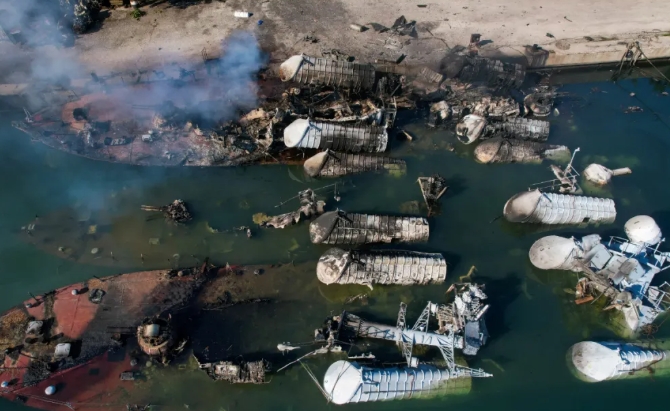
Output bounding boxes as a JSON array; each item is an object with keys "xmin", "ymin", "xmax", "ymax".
[{"xmin": 0, "ymin": 263, "xmax": 301, "ymax": 411}]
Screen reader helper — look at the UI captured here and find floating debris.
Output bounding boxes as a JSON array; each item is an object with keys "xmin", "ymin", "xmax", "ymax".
[
  {"xmin": 198, "ymin": 358, "xmax": 270, "ymax": 384},
  {"xmin": 529, "ymin": 215, "xmax": 670, "ymax": 334},
  {"xmin": 316, "ymin": 248, "xmax": 446, "ymax": 286},
  {"xmin": 256, "ymin": 189, "xmax": 326, "ymax": 229},
  {"xmin": 568, "ymin": 340, "xmax": 670, "ymax": 382},
  {"xmin": 141, "ymin": 200, "xmax": 192, "ymax": 225},
  {"xmin": 524, "ymin": 88, "xmax": 555, "ymax": 117},
  {"xmin": 303, "ymin": 150, "xmax": 405, "ymax": 177},
  {"xmin": 458, "ymin": 56, "xmax": 525, "ymax": 89},
  {"xmin": 583, "ymin": 164, "xmax": 632, "ymax": 185},
  {"xmin": 474, "ymin": 138, "xmax": 570, "ymax": 164},
  {"xmin": 283, "ymin": 119, "xmax": 388, "ymax": 153},
  {"xmin": 417, "ymin": 175, "xmax": 448, "ymax": 215},
  {"xmin": 309, "ymin": 211, "xmax": 429, "ymax": 244}
]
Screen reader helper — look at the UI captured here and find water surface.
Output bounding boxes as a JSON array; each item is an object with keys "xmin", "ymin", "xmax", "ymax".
[{"xmin": 1, "ymin": 73, "xmax": 670, "ymax": 411}]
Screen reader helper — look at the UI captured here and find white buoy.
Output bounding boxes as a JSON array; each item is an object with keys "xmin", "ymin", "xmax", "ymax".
[
  {"xmin": 624, "ymin": 215, "xmax": 662, "ymax": 246},
  {"xmin": 45, "ymin": 385, "xmax": 56, "ymax": 395}
]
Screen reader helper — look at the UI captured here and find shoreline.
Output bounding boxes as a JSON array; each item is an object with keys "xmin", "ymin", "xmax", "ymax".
[{"xmin": 2, "ymin": 1, "xmax": 670, "ymax": 87}]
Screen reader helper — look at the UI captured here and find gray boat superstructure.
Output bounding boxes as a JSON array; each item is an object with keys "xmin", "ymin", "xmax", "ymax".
[
  {"xmin": 314, "ymin": 286, "xmax": 492, "ymax": 404},
  {"xmin": 529, "ymin": 215, "xmax": 670, "ymax": 334}
]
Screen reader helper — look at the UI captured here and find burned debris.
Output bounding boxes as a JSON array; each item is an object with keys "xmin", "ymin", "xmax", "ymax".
[
  {"xmin": 309, "ymin": 211, "xmax": 429, "ymax": 245},
  {"xmin": 283, "ymin": 119, "xmax": 388, "ymax": 152},
  {"xmin": 198, "ymin": 358, "xmax": 270, "ymax": 384},
  {"xmin": 303, "ymin": 150, "xmax": 406, "ymax": 178},
  {"xmin": 316, "ymin": 248, "xmax": 446, "ymax": 286},
  {"xmin": 417, "ymin": 174, "xmax": 448, "ymax": 215},
  {"xmin": 141, "ymin": 200, "xmax": 192, "ymax": 225},
  {"xmin": 254, "ymin": 189, "xmax": 325, "ymax": 229},
  {"xmin": 474, "ymin": 138, "xmax": 570, "ymax": 164}
]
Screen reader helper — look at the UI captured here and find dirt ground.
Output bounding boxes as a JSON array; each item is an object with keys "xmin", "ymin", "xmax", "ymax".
[{"xmin": 1, "ymin": 0, "xmax": 670, "ymax": 83}]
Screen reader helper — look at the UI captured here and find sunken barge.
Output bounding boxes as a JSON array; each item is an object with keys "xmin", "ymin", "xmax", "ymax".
[{"xmin": 0, "ymin": 263, "xmax": 298, "ymax": 410}]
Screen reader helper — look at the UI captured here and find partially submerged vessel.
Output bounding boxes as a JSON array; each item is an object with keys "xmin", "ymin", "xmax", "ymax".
[
  {"xmin": 568, "ymin": 340, "xmax": 670, "ymax": 382},
  {"xmin": 316, "ymin": 285, "xmax": 492, "ymax": 404},
  {"xmin": 0, "ymin": 263, "xmax": 302, "ymax": 410},
  {"xmin": 503, "ymin": 149, "xmax": 616, "ymax": 225},
  {"xmin": 316, "ymin": 248, "xmax": 447, "ymax": 286},
  {"xmin": 529, "ymin": 215, "xmax": 670, "ymax": 335},
  {"xmin": 303, "ymin": 150, "xmax": 405, "ymax": 178},
  {"xmin": 474, "ymin": 138, "xmax": 570, "ymax": 164},
  {"xmin": 309, "ymin": 211, "xmax": 429, "ymax": 244}
]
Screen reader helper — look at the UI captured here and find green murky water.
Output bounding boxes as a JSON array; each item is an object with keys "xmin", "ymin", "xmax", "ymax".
[{"xmin": 2, "ymin": 73, "xmax": 670, "ymax": 411}]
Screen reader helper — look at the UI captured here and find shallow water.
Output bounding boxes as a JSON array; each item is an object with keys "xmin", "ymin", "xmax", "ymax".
[{"xmin": 2, "ymin": 73, "xmax": 670, "ymax": 411}]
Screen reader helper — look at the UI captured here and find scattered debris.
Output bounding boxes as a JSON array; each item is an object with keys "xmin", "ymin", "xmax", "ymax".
[
  {"xmin": 256, "ymin": 189, "xmax": 325, "ymax": 229},
  {"xmin": 141, "ymin": 200, "xmax": 192, "ymax": 225},
  {"xmin": 417, "ymin": 174, "xmax": 448, "ymax": 215},
  {"xmin": 198, "ymin": 358, "xmax": 270, "ymax": 384},
  {"xmin": 277, "ymin": 343, "xmax": 300, "ymax": 353},
  {"xmin": 624, "ymin": 106, "xmax": 643, "ymax": 113}
]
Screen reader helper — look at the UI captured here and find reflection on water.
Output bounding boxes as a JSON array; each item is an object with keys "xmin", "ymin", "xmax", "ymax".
[{"xmin": 2, "ymin": 75, "xmax": 670, "ymax": 411}]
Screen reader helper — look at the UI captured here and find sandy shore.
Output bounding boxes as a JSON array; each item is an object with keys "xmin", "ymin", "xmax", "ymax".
[{"xmin": 1, "ymin": 0, "xmax": 669, "ymax": 84}]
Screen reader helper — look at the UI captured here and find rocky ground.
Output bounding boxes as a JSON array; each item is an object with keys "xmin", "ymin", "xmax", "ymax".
[{"xmin": 1, "ymin": 0, "xmax": 670, "ymax": 85}]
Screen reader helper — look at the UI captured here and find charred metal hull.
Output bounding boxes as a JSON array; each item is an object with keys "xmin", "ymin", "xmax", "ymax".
[
  {"xmin": 458, "ymin": 57, "xmax": 525, "ymax": 88},
  {"xmin": 304, "ymin": 151, "xmax": 405, "ymax": 177},
  {"xmin": 488, "ymin": 118, "xmax": 550, "ymax": 141},
  {"xmin": 474, "ymin": 138, "xmax": 570, "ymax": 164},
  {"xmin": 284, "ymin": 119, "xmax": 388, "ymax": 152},
  {"xmin": 316, "ymin": 248, "xmax": 446, "ymax": 285},
  {"xmin": 309, "ymin": 211, "xmax": 429, "ymax": 245},
  {"xmin": 280, "ymin": 55, "xmax": 377, "ymax": 90},
  {"xmin": 0, "ymin": 263, "xmax": 300, "ymax": 410}
]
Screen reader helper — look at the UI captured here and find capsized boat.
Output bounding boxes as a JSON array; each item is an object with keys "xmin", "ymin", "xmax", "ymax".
[{"xmin": 0, "ymin": 262, "xmax": 305, "ymax": 410}]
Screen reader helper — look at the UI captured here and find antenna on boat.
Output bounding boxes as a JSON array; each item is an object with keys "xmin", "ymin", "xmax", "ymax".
[{"xmin": 23, "ymin": 108, "xmax": 33, "ymax": 123}]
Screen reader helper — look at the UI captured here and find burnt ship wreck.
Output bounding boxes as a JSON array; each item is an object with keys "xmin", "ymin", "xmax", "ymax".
[
  {"xmin": 0, "ymin": 263, "xmax": 302, "ymax": 410},
  {"xmin": 11, "ymin": 47, "xmax": 547, "ymax": 172}
]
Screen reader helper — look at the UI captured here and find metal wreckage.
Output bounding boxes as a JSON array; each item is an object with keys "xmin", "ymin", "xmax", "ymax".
[
  {"xmin": 270, "ymin": 281, "xmax": 493, "ymax": 404},
  {"xmin": 1, "ymin": 45, "xmax": 564, "ymax": 409},
  {"xmin": 12, "ymin": 42, "xmax": 564, "ymax": 172}
]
